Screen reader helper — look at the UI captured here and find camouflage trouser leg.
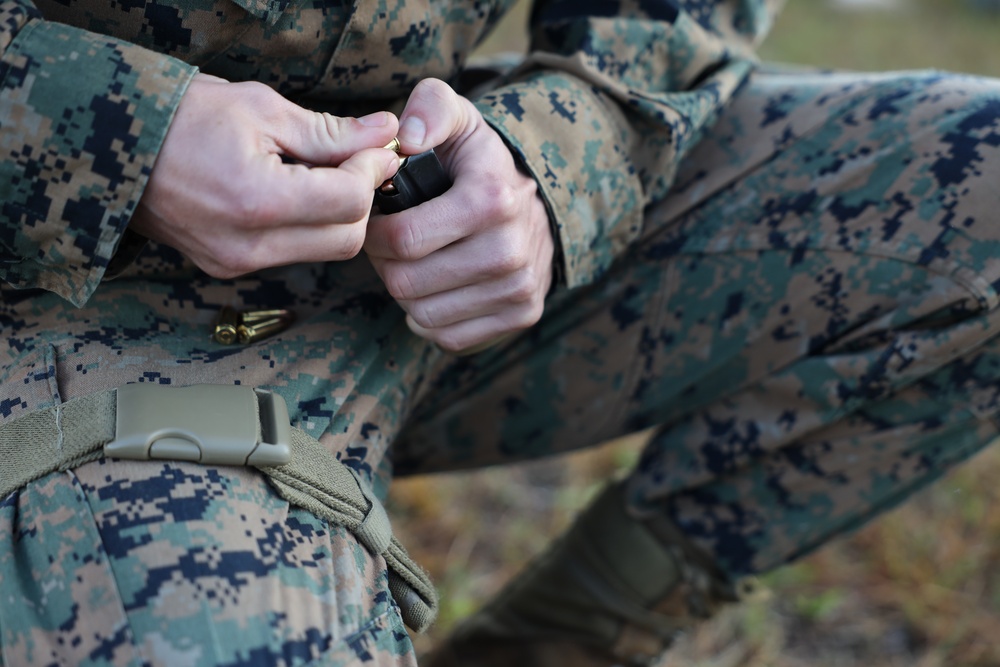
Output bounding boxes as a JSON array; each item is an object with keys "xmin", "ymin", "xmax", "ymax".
[
  {"xmin": 0, "ymin": 459, "xmax": 417, "ymax": 666},
  {"xmin": 397, "ymin": 67, "xmax": 1000, "ymax": 580}
]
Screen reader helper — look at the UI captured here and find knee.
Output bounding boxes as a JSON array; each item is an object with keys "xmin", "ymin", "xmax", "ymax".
[{"xmin": 914, "ymin": 73, "xmax": 1000, "ymax": 187}]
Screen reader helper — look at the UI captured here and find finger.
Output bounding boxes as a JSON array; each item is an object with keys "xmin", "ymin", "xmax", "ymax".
[
  {"xmin": 406, "ymin": 308, "xmax": 535, "ymax": 354},
  {"xmin": 373, "ymin": 223, "xmax": 532, "ymax": 300},
  {"xmin": 365, "ymin": 189, "xmax": 486, "ymax": 260},
  {"xmin": 396, "ymin": 78, "xmax": 478, "ymax": 155},
  {"xmin": 365, "ymin": 153, "xmax": 519, "ymax": 260},
  {"xmin": 271, "ymin": 100, "xmax": 400, "ymax": 166},
  {"xmin": 255, "ymin": 147, "xmax": 400, "ymax": 226},
  {"xmin": 248, "ymin": 220, "xmax": 370, "ymax": 264},
  {"xmin": 399, "ymin": 271, "xmax": 539, "ymax": 330},
  {"xmin": 197, "ymin": 219, "xmax": 371, "ymax": 277}
]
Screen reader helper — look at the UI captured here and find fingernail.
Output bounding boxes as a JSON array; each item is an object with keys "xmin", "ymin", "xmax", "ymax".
[
  {"xmin": 398, "ymin": 116, "xmax": 426, "ymax": 146},
  {"xmin": 358, "ymin": 111, "xmax": 389, "ymax": 127}
]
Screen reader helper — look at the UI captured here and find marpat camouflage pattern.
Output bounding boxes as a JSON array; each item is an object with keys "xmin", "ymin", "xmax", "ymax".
[{"xmin": 3, "ymin": 0, "xmax": 1000, "ymax": 663}]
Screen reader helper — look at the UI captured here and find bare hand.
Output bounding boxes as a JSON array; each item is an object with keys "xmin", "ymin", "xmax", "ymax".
[
  {"xmin": 364, "ymin": 78, "xmax": 554, "ymax": 353},
  {"xmin": 132, "ymin": 73, "xmax": 401, "ymax": 278}
]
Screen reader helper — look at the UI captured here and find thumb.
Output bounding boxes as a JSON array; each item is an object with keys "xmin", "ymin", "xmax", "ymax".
[
  {"xmin": 396, "ymin": 78, "xmax": 478, "ymax": 155},
  {"xmin": 274, "ymin": 105, "xmax": 400, "ymax": 166}
]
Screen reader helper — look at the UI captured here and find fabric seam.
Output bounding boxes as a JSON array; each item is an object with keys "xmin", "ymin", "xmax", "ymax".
[{"xmin": 68, "ymin": 466, "xmax": 148, "ymax": 667}]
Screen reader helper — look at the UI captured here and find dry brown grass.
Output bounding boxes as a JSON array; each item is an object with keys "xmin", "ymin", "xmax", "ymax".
[{"xmin": 390, "ymin": 441, "xmax": 1000, "ymax": 665}]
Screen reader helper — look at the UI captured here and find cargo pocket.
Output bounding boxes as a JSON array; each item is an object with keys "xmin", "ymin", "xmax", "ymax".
[{"xmin": 0, "ymin": 471, "xmax": 142, "ymax": 667}]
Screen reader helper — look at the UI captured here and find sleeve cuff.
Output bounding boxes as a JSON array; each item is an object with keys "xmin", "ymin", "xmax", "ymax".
[
  {"xmin": 475, "ymin": 71, "xmax": 644, "ymax": 290},
  {"xmin": 0, "ymin": 17, "xmax": 196, "ymax": 305}
]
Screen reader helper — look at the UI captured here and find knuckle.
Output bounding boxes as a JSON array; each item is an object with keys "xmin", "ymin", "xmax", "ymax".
[
  {"xmin": 491, "ymin": 235, "xmax": 529, "ymax": 275},
  {"xmin": 233, "ymin": 188, "xmax": 277, "ymax": 227},
  {"xmin": 383, "ymin": 264, "xmax": 418, "ymax": 301},
  {"xmin": 407, "ymin": 301, "xmax": 437, "ymax": 329},
  {"xmin": 339, "ymin": 188, "xmax": 373, "ymax": 224},
  {"xmin": 479, "ymin": 180, "xmax": 519, "ymax": 223},
  {"xmin": 208, "ymin": 242, "xmax": 256, "ymax": 278},
  {"xmin": 506, "ymin": 303, "xmax": 541, "ymax": 332},
  {"xmin": 387, "ymin": 222, "xmax": 423, "ymax": 260},
  {"xmin": 506, "ymin": 270, "xmax": 537, "ymax": 303},
  {"xmin": 319, "ymin": 112, "xmax": 346, "ymax": 145},
  {"xmin": 525, "ymin": 298, "xmax": 545, "ymax": 327},
  {"xmin": 237, "ymin": 81, "xmax": 280, "ymax": 113},
  {"xmin": 333, "ymin": 227, "xmax": 366, "ymax": 260}
]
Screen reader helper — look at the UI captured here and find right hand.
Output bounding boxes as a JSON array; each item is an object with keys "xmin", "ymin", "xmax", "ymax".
[
  {"xmin": 131, "ymin": 73, "xmax": 401, "ymax": 278},
  {"xmin": 364, "ymin": 79, "xmax": 553, "ymax": 353}
]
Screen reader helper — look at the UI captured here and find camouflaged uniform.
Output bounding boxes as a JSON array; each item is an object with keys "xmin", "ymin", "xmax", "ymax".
[{"xmin": 3, "ymin": 0, "xmax": 1000, "ymax": 662}]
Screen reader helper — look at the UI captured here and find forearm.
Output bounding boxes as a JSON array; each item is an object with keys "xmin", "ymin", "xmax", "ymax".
[
  {"xmin": 0, "ymin": 0, "xmax": 196, "ymax": 305},
  {"xmin": 473, "ymin": 0, "xmax": 782, "ymax": 289}
]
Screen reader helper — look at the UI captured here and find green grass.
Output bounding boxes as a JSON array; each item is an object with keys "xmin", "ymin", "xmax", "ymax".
[
  {"xmin": 761, "ymin": 0, "xmax": 1000, "ymax": 76},
  {"xmin": 390, "ymin": 2, "xmax": 1000, "ymax": 664}
]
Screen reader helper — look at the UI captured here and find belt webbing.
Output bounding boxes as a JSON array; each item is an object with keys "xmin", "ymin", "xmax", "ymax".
[{"xmin": 0, "ymin": 388, "xmax": 437, "ymax": 633}]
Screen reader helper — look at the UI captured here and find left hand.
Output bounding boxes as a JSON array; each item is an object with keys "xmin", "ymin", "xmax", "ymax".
[
  {"xmin": 133, "ymin": 74, "xmax": 400, "ymax": 278},
  {"xmin": 364, "ymin": 78, "xmax": 554, "ymax": 353}
]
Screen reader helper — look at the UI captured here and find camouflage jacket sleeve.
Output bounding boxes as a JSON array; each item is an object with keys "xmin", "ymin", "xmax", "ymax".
[
  {"xmin": 0, "ymin": 0, "xmax": 196, "ymax": 306},
  {"xmin": 474, "ymin": 0, "xmax": 782, "ymax": 289}
]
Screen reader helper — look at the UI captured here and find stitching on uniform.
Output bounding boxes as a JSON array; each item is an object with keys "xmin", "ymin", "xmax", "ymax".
[
  {"xmin": 44, "ymin": 344, "xmax": 65, "ymax": 451},
  {"xmin": 54, "ymin": 403, "xmax": 64, "ymax": 452}
]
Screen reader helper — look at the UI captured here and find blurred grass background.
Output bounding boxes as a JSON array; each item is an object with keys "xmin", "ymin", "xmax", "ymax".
[{"xmin": 387, "ymin": 1, "xmax": 1000, "ymax": 665}]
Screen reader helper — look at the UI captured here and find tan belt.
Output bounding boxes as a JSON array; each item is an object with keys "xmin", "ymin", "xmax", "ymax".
[{"xmin": 0, "ymin": 384, "xmax": 437, "ymax": 632}]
